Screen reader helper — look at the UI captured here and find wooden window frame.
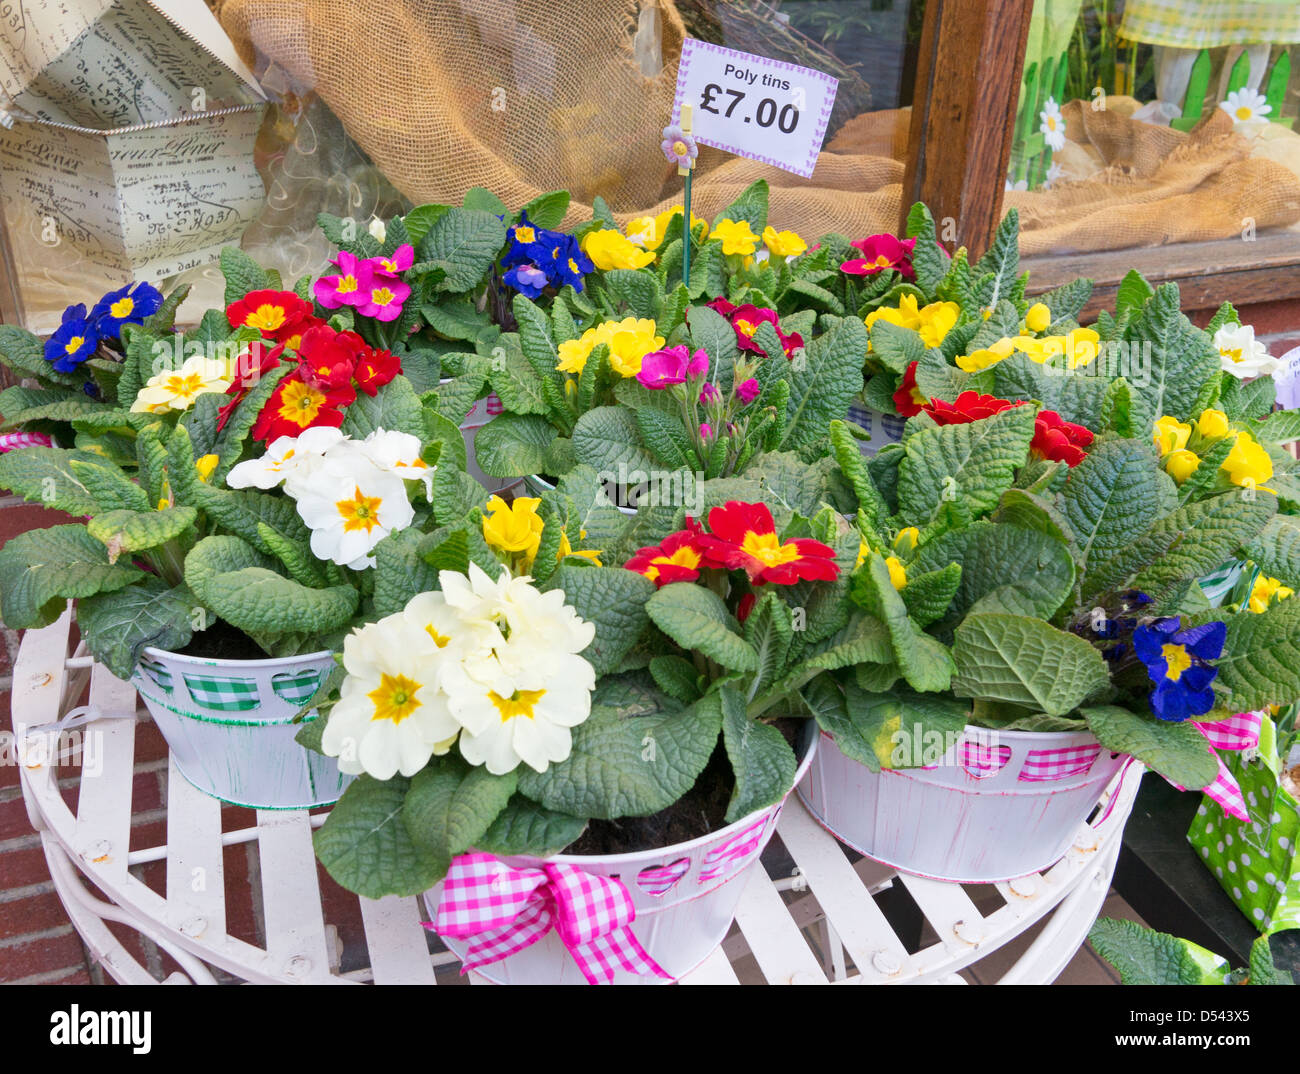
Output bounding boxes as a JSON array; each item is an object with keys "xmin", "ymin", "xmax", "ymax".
[{"xmin": 904, "ymin": 0, "xmax": 1300, "ymax": 315}]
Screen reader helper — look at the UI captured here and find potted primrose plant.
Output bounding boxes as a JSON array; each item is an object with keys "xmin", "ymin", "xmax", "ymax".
[
  {"xmin": 304, "ymin": 469, "xmax": 888, "ymax": 983},
  {"xmin": 0, "ymin": 248, "xmax": 492, "ymax": 809}
]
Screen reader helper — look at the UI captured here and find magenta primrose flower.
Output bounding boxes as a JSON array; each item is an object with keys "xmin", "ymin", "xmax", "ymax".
[
  {"xmin": 699, "ymin": 381, "xmax": 720, "ymax": 404},
  {"xmin": 314, "ymin": 250, "xmax": 379, "ymax": 309},
  {"xmin": 373, "ymin": 244, "xmax": 415, "ymax": 275},
  {"xmin": 357, "ymin": 276, "xmax": 411, "ymax": 322},
  {"xmin": 699, "ymin": 422, "xmax": 714, "ymax": 441},
  {"xmin": 841, "ymin": 234, "xmax": 917, "ymax": 280},
  {"xmin": 736, "ymin": 378, "xmax": 761, "ymax": 405},
  {"xmin": 636, "ymin": 345, "xmax": 710, "ymax": 390}
]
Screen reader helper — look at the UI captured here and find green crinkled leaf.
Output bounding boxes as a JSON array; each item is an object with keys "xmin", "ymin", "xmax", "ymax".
[
  {"xmin": 0, "ymin": 325, "xmax": 82, "ymax": 386},
  {"xmin": 1061, "ymin": 438, "xmax": 1162, "ymax": 600},
  {"xmin": 1081, "ymin": 705, "xmax": 1217, "ymax": 788},
  {"xmin": 373, "ymin": 528, "xmax": 440, "ymax": 614},
  {"xmin": 904, "ymin": 203, "xmax": 952, "ymax": 295},
  {"xmin": 897, "ymin": 404, "xmax": 1036, "ymax": 525},
  {"xmin": 910, "ymin": 520, "xmax": 1075, "ymax": 622},
  {"xmin": 649, "ymin": 655, "xmax": 703, "ymax": 704},
  {"xmin": 220, "ymin": 247, "xmax": 271, "ymax": 306},
  {"xmin": 633, "ymin": 406, "xmax": 696, "ymax": 471},
  {"xmin": 646, "ymin": 583, "xmax": 758, "ymax": 672},
  {"xmin": 0, "ymin": 524, "xmax": 143, "ymax": 628},
  {"xmin": 951, "ymin": 613, "xmax": 1111, "ymax": 714},
  {"xmin": 1247, "ymin": 934, "xmax": 1293, "ymax": 985},
  {"xmin": 1215, "ymin": 595, "xmax": 1300, "ymax": 711},
  {"xmin": 184, "ymin": 535, "xmax": 358, "ymax": 638},
  {"xmin": 719, "ymin": 686, "xmax": 796, "ymax": 822},
  {"xmin": 900, "ymin": 562, "xmax": 962, "ymax": 627},
  {"xmin": 743, "ymin": 591, "xmax": 795, "ymax": 699},
  {"xmin": 781, "ymin": 314, "xmax": 869, "ymax": 451},
  {"xmin": 602, "ymin": 269, "xmax": 662, "ymax": 320},
  {"xmin": 87, "ymin": 506, "xmax": 197, "ymax": 557},
  {"xmin": 340, "ymin": 375, "xmax": 426, "ymax": 439},
  {"xmin": 1114, "ymin": 270, "xmax": 1154, "ymax": 318},
  {"xmin": 315, "ymin": 775, "xmax": 446, "ymax": 897},
  {"xmin": 486, "ymin": 334, "xmax": 550, "ymax": 418},
  {"xmin": 1219, "ymin": 374, "xmax": 1276, "ymax": 422},
  {"xmin": 68, "ymin": 457, "xmax": 150, "ymax": 512},
  {"xmin": 402, "ymin": 758, "xmax": 517, "ymax": 869},
  {"xmin": 1036, "ymin": 278, "xmax": 1094, "ymax": 321},
  {"xmin": 417, "ymin": 208, "xmax": 508, "ymax": 293},
  {"xmin": 473, "ymin": 412, "xmax": 556, "ymax": 478},
  {"xmin": 714, "ymin": 179, "xmax": 769, "ymax": 233},
  {"xmin": 549, "ymin": 564, "xmax": 653, "ymax": 676},
  {"xmin": 1127, "ymin": 283, "xmax": 1221, "ymax": 421},
  {"xmin": 517, "ymin": 700, "xmax": 721, "ymax": 818},
  {"xmin": 474, "ymin": 796, "xmax": 588, "ymax": 858},
  {"xmin": 572, "ymin": 405, "xmax": 659, "ymax": 477},
  {"xmin": 1087, "ymin": 918, "xmax": 1227, "ymax": 986},
  {"xmin": 867, "ymin": 320, "xmax": 925, "ymax": 375},
  {"xmin": 0, "ymin": 447, "xmax": 128, "ymax": 516},
  {"xmin": 76, "ymin": 578, "xmax": 195, "ymax": 679},
  {"xmin": 855, "ymin": 554, "xmax": 953, "ymax": 692},
  {"xmin": 1245, "ymin": 515, "xmax": 1300, "ymax": 589},
  {"xmin": 810, "ymin": 677, "xmax": 969, "ymax": 772},
  {"xmin": 519, "ymin": 189, "xmax": 570, "ymax": 229}
]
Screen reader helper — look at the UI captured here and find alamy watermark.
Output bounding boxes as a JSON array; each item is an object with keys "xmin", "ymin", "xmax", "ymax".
[
  {"xmin": 1041, "ymin": 340, "xmax": 1152, "ymax": 388},
  {"xmin": 596, "ymin": 465, "xmax": 703, "ymax": 514}
]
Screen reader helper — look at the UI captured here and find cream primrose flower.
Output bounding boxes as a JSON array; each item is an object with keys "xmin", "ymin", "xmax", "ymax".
[
  {"xmin": 1039, "ymin": 97, "xmax": 1065, "ymax": 151},
  {"xmin": 293, "ymin": 454, "xmax": 415, "ymax": 569},
  {"xmin": 401, "ymin": 589, "xmax": 511, "ymax": 694},
  {"xmin": 226, "ymin": 426, "xmax": 346, "ymax": 492},
  {"xmin": 322, "ymin": 614, "xmax": 460, "ymax": 779},
  {"xmin": 359, "ymin": 428, "xmax": 435, "ymax": 498},
  {"xmin": 131, "ymin": 355, "xmax": 233, "ymax": 414},
  {"xmin": 1219, "ymin": 87, "xmax": 1271, "ymax": 130},
  {"xmin": 1213, "ymin": 322, "xmax": 1280, "ymax": 378}
]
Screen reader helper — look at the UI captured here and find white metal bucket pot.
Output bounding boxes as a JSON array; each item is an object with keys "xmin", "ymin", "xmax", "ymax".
[
  {"xmin": 449, "ymin": 387, "xmax": 520, "ymax": 495},
  {"xmin": 525, "ymin": 474, "xmax": 637, "ymax": 517},
  {"xmin": 846, "ymin": 401, "xmax": 906, "ymax": 458},
  {"xmin": 426, "ymin": 733, "xmax": 818, "ymax": 984},
  {"xmin": 798, "ymin": 723, "xmax": 1129, "ymax": 883},
  {"xmin": 130, "ymin": 646, "xmax": 352, "ymax": 810}
]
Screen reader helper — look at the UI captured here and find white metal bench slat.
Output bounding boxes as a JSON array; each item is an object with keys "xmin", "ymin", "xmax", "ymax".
[
  {"xmin": 895, "ymin": 873, "xmax": 985, "ymax": 955},
  {"xmin": 678, "ymin": 943, "xmax": 741, "ymax": 984},
  {"xmin": 731, "ymin": 868, "xmax": 827, "ymax": 985},
  {"xmin": 165, "ymin": 754, "xmax": 228, "ymax": 940},
  {"xmin": 776, "ymin": 805, "xmax": 911, "ymax": 976},
  {"xmin": 74, "ymin": 666, "xmax": 139, "ymax": 879},
  {"xmin": 255, "ymin": 809, "xmax": 333, "ymax": 982},
  {"xmin": 359, "ymin": 896, "xmax": 438, "ymax": 985}
]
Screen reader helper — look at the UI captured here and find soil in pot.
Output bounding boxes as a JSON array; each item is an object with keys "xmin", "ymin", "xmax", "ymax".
[
  {"xmin": 563, "ymin": 717, "xmax": 802, "ymax": 856},
  {"xmin": 179, "ymin": 620, "xmax": 274, "ymax": 662}
]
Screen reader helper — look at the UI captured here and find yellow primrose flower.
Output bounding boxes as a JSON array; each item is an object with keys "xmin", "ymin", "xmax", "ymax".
[
  {"xmin": 581, "ymin": 228, "xmax": 655, "ymax": 271},
  {"xmin": 650, "ymin": 207, "xmax": 706, "ymax": 249},
  {"xmin": 1153, "ymin": 416, "xmax": 1192, "ymax": 456},
  {"xmin": 885, "ymin": 556, "xmax": 908, "ymax": 590},
  {"xmin": 709, "ymin": 218, "xmax": 760, "ymax": 256},
  {"xmin": 956, "ymin": 337, "xmax": 1016, "ymax": 373},
  {"xmin": 482, "ymin": 494, "xmax": 544, "ymax": 567},
  {"xmin": 865, "ymin": 295, "xmax": 960, "ymax": 349},
  {"xmin": 893, "ymin": 527, "xmax": 919, "ymax": 556},
  {"xmin": 856, "ymin": 540, "xmax": 869, "ymax": 570},
  {"xmin": 1013, "ymin": 328, "xmax": 1099, "ymax": 369},
  {"xmin": 1222, "ymin": 430, "xmax": 1273, "ymax": 489},
  {"xmin": 555, "ymin": 317, "xmax": 663, "ymax": 377},
  {"xmin": 1248, "ymin": 574, "xmax": 1293, "ymax": 614},
  {"xmin": 1196, "ymin": 408, "xmax": 1232, "ymax": 440},
  {"xmin": 1024, "ymin": 302, "xmax": 1051, "ymax": 333},
  {"xmin": 762, "ymin": 226, "xmax": 807, "ymax": 258},
  {"xmin": 624, "ymin": 216, "xmax": 658, "ymax": 249},
  {"xmin": 195, "ymin": 454, "xmax": 219, "ymax": 483},
  {"xmin": 130, "ymin": 355, "xmax": 233, "ymax": 414},
  {"xmin": 558, "ymin": 530, "xmax": 602, "ymax": 567},
  {"xmin": 556, "ymin": 336, "xmax": 594, "ymax": 375},
  {"xmin": 1164, "ymin": 448, "xmax": 1201, "ymax": 484}
]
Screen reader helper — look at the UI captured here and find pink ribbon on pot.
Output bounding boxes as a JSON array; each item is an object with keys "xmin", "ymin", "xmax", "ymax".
[
  {"xmin": 1170, "ymin": 710, "xmax": 1263, "ymax": 822},
  {"xmin": 698, "ymin": 815, "xmax": 770, "ymax": 882},
  {"xmin": 432, "ymin": 852, "xmax": 672, "ymax": 985},
  {"xmin": 0, "ymin": 431, "xmax": 54, "ymax": 453}
]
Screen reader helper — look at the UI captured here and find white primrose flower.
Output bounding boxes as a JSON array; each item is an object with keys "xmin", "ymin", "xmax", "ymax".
[
  {"xmin": 360, "ymin": 428, "xmax": 435, "ymax": 498},
  {"xmin": 131, "ymin": 355, "xmax": 232, "ymax": 414},
  {"xmin": 442, "ymin": 650, "xmax": 597, "ymax": 775},
  {"xmin": 401, "ymin": 589, "xmax": 510, "ymax": 692},
  {"xmin": 1039, "ymin": 97, "xmax": 1066, "ymax": 151},
  {"xmin": 322, "ymin": 615, "xmax": 460, "ymax": 779},
  {"xmin": 368, "ymin": 216, "xmax": 387, "ymax": 243},
  {"xmin": 1213, "ymin": 322, "xmax": 1280, "ymax": 379},
  {"xmin": 293, "ymin": 454, "xmax": 414, "ymax": 569},
  {"xmin": 1219, "ymin": 88, "xmax": 1271, "ymax": 130},
  {"xmin": 226, "ymin": 427, "xmax": 345, "ymax": 492}
]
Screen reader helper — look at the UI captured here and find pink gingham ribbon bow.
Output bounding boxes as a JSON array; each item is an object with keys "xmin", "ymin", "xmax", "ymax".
[
  {"xmin": 1171, "ymin": 710, "xmax": 1263, "ymax": 822},
  {"xmin": 0, "ymin": 432, "xmax": 54, "ymax": 453},
  {"xmin": 432, "ymin": 852, "xmax": 672, "ymax": 985}
]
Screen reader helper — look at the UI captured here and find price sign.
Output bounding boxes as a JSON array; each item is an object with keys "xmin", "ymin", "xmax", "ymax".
[
  {"xmin": 1274, "ymin": 345, "xmax": 1300, "ymax": 410},
  {"xmin": 671, "ymin": 38, "xmax": 837, "ymax": 179}
]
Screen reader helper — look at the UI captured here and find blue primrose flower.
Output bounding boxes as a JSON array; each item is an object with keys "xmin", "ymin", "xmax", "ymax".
[
  {"xmin": 503, "ymin": 262, "xmax": 549, "ymax": 299},
  {"xmin": 537, "ymin": 232, "xmax": 594, "ymax": 291},
  {"xmin": 44, "ymin": 304, "xmax": 100, "ymax": 372},
  {"xmin": 90, "ymin": 281, "xmax": 163, "ymax": 339},
  {"xmin": 1132, "ymin": 618, "xmax": 1226, "ymax": 722},
  {"xmin": 502, "ymin": 211, "xmax": 547, "ymax": 268}
]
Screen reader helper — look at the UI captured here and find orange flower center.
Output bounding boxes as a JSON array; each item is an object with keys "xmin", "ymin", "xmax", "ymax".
[
  {"xmin": 368, "ymin": 673, "xmax": 422, "ymax": 723},
  {"xmin": 740, "ymin": 531, "xmax": 801, "ymax": 568},
  {"xmin": 336, "ymin": 486, "xmax": 384, "ymax": 534},
  {"xmin": 245, "ymin": 304, "xmax": 288, "ymax": 331},
  {"xmin": 277, "ymin": 379, "xmax": 328, "ymax": 427},
  {"xmin": 735, "ymin": 319, "xmax": 758, "ymax": 337},
  {"xmin": 489, "ymin": 688, "xmax": 546, "ymax": 723},
  {"xmin": 336, "ymin": 275, "xmax": 358, "ymax": 294}
]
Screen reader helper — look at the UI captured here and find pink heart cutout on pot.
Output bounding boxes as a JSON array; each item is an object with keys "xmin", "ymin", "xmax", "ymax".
[{"xmin": 636, "ymin": 857, "xmax": 691, "ymax": 897}]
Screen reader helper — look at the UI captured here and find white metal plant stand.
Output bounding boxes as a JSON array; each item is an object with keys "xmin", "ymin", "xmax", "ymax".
[{"xmin": 10, "ymin": 611, "xmax": 1142, "ymax": 985}]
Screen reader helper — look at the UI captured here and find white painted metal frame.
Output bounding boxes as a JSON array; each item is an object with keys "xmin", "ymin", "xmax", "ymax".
[{"xmin": 10, "ymin": 612, "xmax": 1141, "ymax": 985}]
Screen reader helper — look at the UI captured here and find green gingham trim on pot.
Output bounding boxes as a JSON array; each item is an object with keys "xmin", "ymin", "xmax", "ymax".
[
  {"xmin": 270, "ymin": 668, "xmax": 325, "ymax": 706},
  {"xmin": 139, "ymin": 658, "xmax": 174, "ymax": 694},
  {"xmin": 182, "ymin": 673, "xmax": 261, "ymax": 712},
  {"xmin": 1199, "ymin": 560, "xmax": 1245, "ymax": 608}
]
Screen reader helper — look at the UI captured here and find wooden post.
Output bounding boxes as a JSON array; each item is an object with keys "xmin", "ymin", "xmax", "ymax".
[{"xmin": 903, "ymin": 0, "xmax": 1035, "ymax": 259}]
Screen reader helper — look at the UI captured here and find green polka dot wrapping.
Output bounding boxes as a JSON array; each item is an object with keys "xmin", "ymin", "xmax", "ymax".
[{"xmin": 1187, "ymin": 717, "xmax": 1300, "ymax": 935}]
